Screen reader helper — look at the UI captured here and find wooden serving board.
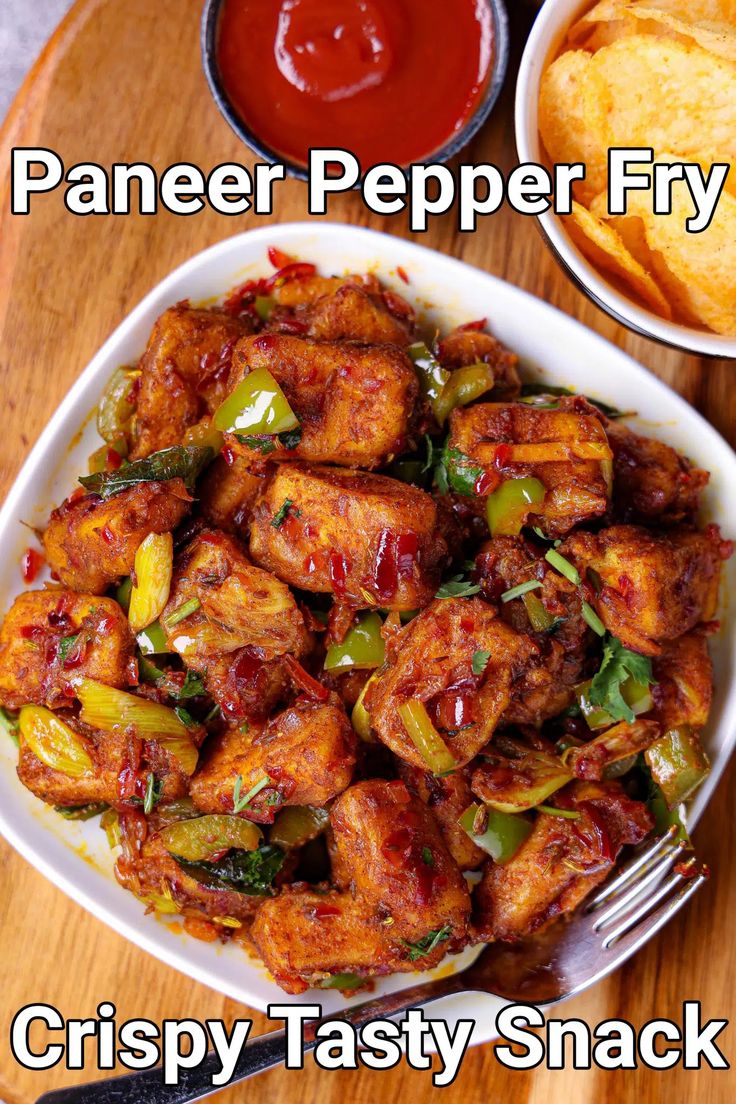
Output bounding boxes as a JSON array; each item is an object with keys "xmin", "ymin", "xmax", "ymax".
[{"xmin": 0, "ymin": 2, "xmax": 734, "ymax": 1100}]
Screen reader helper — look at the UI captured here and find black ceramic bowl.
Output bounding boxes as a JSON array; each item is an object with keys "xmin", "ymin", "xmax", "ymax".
[{"xmin": 201, "ymin": 0, "xmax": 510, "ymax": 181}]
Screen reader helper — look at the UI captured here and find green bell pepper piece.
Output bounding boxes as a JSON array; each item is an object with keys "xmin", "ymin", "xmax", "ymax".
[
  {"xmin": 324, "ymin": 612, "xmax": 386, "ymax": 672},
  {"xmin": 486, "ymin": 477, "xmax": 546, "ymax": 537},
  {"xmin": 645, "ymin": 726, "xmax": 710, "ymax": 808},
  {"xmin": 458, "ymin": 804, "xmax": 532, "ymax": 864},
  {"xmin": 214, "ymin": 367, "xmax": 299, "ymax": 435}
]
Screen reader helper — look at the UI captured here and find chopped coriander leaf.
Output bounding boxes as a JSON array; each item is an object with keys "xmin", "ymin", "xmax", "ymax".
[
  {"xmin": 235, "ymin": 434, "xmax": 277, "ymax": 454},
  {"xmin": 435, "ymin": 575, "xmax": 481, "ymax": 599},
  {"xmin": 271, "ymin": 498, "xmax": 294, "ymax": 528},
  {"xmin": 501, "ymin": 579, "xmax": 542, "ymax": 604},
  {"xmin": 233, "ymin": 773, "xmax": 272, "ymax": 813},
  {"xmin": 170, "ymin": 670, "xmax": 207, "ymax": 700},
  {"xmin": 588, "ymin": 636, "xmax": 655, "ymax": 725},
  {"xmin": 57, "ymin": 634, "xmax": 80, "ymax": 664},
  {"xmin": 401, "ymin": 925, "xmax": 452, "ymax": 961},
  {"xmin": 278, "ymin": 425, "xmax": 302, "ymax": 451},
  {"xmin": 130, "ymin": 773, "xmax": 163, "ymax": 816},
  {"xmin": 581, "ymin": 600, "xmax": 606, "ymax": 637},
  {"xmin": 421, "ymin": 846, "xmax": 434, "ymax": 867},
  {"xmin": 472, "ymin": 649, "xmax": 491, "ymax": 676},
  {"xmin": 174, "ymin": 706, "xmax": 197, "ymax": 728},
  {"xmin": 165, "ymin": 597, "xmax": 201, "ymax": 627},
  {"xmin": 544, "ymin": 548, "xmax": 581, "ymax": 586}
]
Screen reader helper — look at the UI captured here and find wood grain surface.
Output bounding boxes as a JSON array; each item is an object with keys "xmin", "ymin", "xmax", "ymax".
[{"xmin": 0, "ymin": 1, "xmax": 734, "ymax": 1100}]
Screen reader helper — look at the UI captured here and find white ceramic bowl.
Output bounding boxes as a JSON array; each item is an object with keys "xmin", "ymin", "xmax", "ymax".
[
  {"xmin": 515, "ymin": 0, "xmax": 736, "ymax": 359},
  {"xmin": 1, "ymin": 223, "xmax": 735, "ymax": 1045}
]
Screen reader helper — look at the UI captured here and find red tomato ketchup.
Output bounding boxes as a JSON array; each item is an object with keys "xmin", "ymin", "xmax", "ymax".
[{"xmin": 216, "ymin": 0, "xmax": 495, "ymax": 167}]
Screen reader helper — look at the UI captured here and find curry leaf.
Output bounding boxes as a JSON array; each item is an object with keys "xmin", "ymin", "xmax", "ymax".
[{"xmin": 79, "ymin": 446, "xmax": 213, "ymax": 499}]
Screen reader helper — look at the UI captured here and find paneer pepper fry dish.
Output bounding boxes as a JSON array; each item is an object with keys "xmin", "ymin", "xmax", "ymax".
[{"xmin": 1, "ymin": 251, "xmax": 731, "ymax": 996}]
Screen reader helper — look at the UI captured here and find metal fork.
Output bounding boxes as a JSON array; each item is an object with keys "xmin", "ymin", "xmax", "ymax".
[{"xmin": 37, "ymin": 827, "xmax": 707, "ymax": 1104}]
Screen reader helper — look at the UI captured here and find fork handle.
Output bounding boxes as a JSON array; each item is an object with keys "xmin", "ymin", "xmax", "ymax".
[{"xmin": 35, "ymin": 974, "xmax": 464, "ymax": 1104}]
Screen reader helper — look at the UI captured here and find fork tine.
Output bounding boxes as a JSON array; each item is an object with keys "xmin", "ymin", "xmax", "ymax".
[
  {"xmin": 602, "ymin": 858, "xmax": 708, "ymax": 950},
  {"xmin": 593, "ymin": 840, "xmax": 689, "ymax": 931},
  {"xmin": 586, "ymin": 825, "xmax": 680, "ymax": 912}
]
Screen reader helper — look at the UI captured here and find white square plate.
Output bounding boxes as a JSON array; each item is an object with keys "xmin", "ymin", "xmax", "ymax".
[{"xmin": 1, "ymin": 223, "xmax": 734, "ymax": 1046}]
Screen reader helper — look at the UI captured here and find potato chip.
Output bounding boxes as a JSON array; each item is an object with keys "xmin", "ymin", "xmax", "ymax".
[
  {"xmin": 629, "ymin": 2, "xmax": 736, "ymax": 61},
  {"xmin": 625, "ymin": 158, "xmax": 736, "ymax": 334},
  {"xmin": 591, "ymin": 37, "xmax": 736, "ymax": 159},
  {"xmin": 539, "ymin": 51, "xmax": 612, "ymax": 205},
  {"xmin": 563, "ymin": 202, "xmax": 673, "ymax": 318},
  {"xmin": 568, "ymin": 1, "xmax": 681, "ymax": 49}
]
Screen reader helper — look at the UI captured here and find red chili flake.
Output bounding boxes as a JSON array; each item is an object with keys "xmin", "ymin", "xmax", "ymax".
[
  {"xmin": 68, "ymin": 487, "xmax": 87, "ymax": 504},
  {"xmin": 266, "ymin": 262, "xmax": 317, "ymax": 291},
  {"xmin": 277, "ymin": 317, "xmax": 309, "ymax": 336},
  {"xmin": 283, "ymin": 654, "xmax": 329, "ymax": 702},
  {"xmin": 106, "ymin": 448, "xmax": 123, "ymax": 471},
  {"xmin": 268, "ymin": 246, "xmax": 295, "ymax": 270},
  {"xmin": 303, "ymin": 553, "xmax": 319, "ymax": 576},
  {"xmin": 396, "ymin": 532, "xmax": 419, "ymax": 579},
  {"xmin": 313, "ymin": 904, "xmax": 341, "ymax": 920},
  {"xmin": 433, "ymin": 689, "xmax": 475, "ymax": 731},
  {"xmin": 328, "ymin": 551, "xmax": 350, "ymax": 598},
  {"xmin": 387, "ymin": 780, "xmax": 411, "ymax": 804},
  {"xmin": 100, "ymin": 525, "xmax": 115, "ymax": 545},
  {"xmin": 382, "ymin": 827, "xmax": 413, "ymax": 867},
  {"xmin": 460, "ymin": 617, "xmax": 475, "ymax": 633},
  {"xmin": 396, "ymin": 266, "xmax": 410, "ymax": 285},
  {"xmin": 232, "ymin": 648, "xmax": 264, "ymax": 684},
  {"xmin": 617, "ymin": 574, "xmax": 635, "ymax": 609},
  {"xmin": 221, "ymin": 445, "xmax": 236, "ymax": 467},
  {"xmin": 222, "ymin": 277, "xmax": 269, "ymax": 315},
  {"xmin": 21, "ymin": 548, "xmax": 44, "ymax": 583},
  {"xmin": 416, "ymin": 865, "xmax": 446, "ymax": 906},
  {"xmin": 20, "ymin": 625, "xmax": 44, "ymax": 641},
  {"xmin": 459, "ymin": 318, "xmax": 487, "ymax": 332},
  {"xmin": 474, "ymin": 470, "xmax": 497, "ymax": 496},
  {"xmin": 494, "ymin": 444, "xmax": 513, "ymax": 470}
]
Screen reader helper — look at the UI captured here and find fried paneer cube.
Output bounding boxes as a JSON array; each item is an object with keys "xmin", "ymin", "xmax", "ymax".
[
  {"xmin": 651, "ymin": 630, "xmax": 713, "ymax": 730},
  {"xmin": 473, "ymin": 782, "xmax": 653, "ymax": 942},
  {"xmin": 130, "ymin": 305, "xmax": 250, "ymax": 459},
  {"xmin": 198, "ymin": 455, "xmax": 265, "ymax": 537},
  {"xmin": 398, "ymin": 763, "xmax": 485, "ymax": 871},
  {"xmin": 271, "ymin": 271, "xmax": 415, "ymax": 343},
  {"xmin": 190, "ymin": 698, "xmax": 356, "ymax": 823},
  {"xmin": 365, "ymin": 598, "xmax": 537, "ymax": 769},
  {"xmin": 437, "ymin": 326, "xmax": 521, "ymax": 399},
  {"xmin": 249, "ymin": 464, "xmax": 446, "ymax": 611},
  {"xmin": 163, "ymin": 529, "xmax": 311, "ymax": 661},
  {"xmin": 307, "ymin": 283, "xmax": 414, "ymax": 344},
  {"xmin": 448, "ymin": 403, "xmax": 612, "ymax": 537},
  {"xmin": 607, "ymin": 421, "xmax": 708, "ymax": 524},
  {"xmin": 251, "ymin": 888, "xmax": 407, "ymax": 994},
  {"xmin": 475, "ymin": 535, "xmax": 589, "ymax": 723},
  {"xmin": 330, "ymin": 780, "xmax": 470, "ymax": 947},
  {"xmin": 0, "ymin": 591, "xmax": 134, "ymax": 710},
  {"xmin": 17, "ymin": 713, "xmax": 189, "ymax": 809},
  {"xmin": 562, "ymin": 524, "xmax": 728, "ymax": 654},
  {"xmin": 227, "ymin": 334, "xmax": 418, "ymax": 469},
  {"xmin": 114, "ymin": 815, "xmax": 264, "ymax": 926},
  {"xmin": 44, "ymin": 481, "xmax": 191, "ymax": 594}
]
